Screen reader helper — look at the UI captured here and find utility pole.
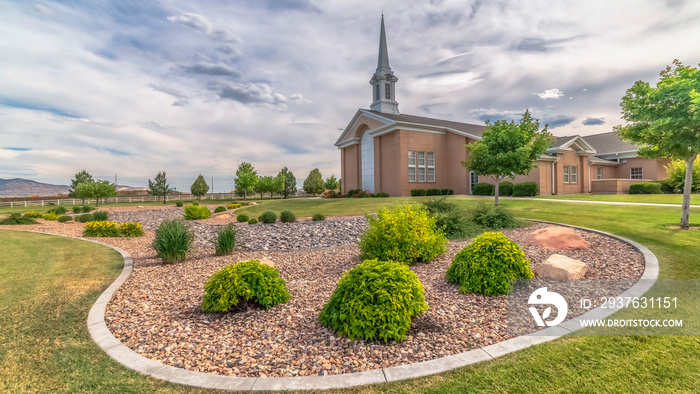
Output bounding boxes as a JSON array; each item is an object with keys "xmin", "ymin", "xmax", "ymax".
[
  {"xmin": 115, "ymin": 173, "xmax": 117, "ymax": 187},
  {"xmin": 211, "ymin": 176, "xmax": 214, "ymax": 196}
]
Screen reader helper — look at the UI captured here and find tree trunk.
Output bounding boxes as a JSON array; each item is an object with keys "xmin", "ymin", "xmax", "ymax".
[
  {"xmin": 680, "ymin": 154, "xmax": 696, "ymax": 229},
  {"xmin": 163, "ymin": 194, "xmax": 166, "ymax": 204},
  {"xmin": 494, "ymin": 178, "xmax": 500, "ymax": 207}
]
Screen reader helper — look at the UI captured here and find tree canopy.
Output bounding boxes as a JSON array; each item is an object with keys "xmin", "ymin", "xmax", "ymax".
[
  {"xmin": 73, "ymin": 180, "xmax": 116, "ymax": 206},
  {"xmin": 254, "ymin": 175, "xmax": 281, "ymax": 199},
  {"xmin": 69, "ymin": 170, "xmax": 93, "ymax": 201},
  {"xmin": 190, "ymin": 174, "xmax": 209, "ymax": 200},
  {"xmin": 277, "ymin": 167, "xmax": 297, "ymax": 199},
  {"xmin": 324, "ymin": 175, "xmax": 340, "ymax": 191},
  {"xmin": 234, "ymin": 162, "xmax": 258, "ymax": 200},
  {"xmin": 147, "ymin": 171, "xmax": 174, "ymax": 204},
  {"xmin": 303, "ymin": 168, "xmax": 325, "ymax": 196},
  {"xmin": 616, "ymin": 59, "xmax": 700, "ymax": 229},
  {"xmin": 463, "ymin": 110, "xmax": 552, "ymax": 206}
]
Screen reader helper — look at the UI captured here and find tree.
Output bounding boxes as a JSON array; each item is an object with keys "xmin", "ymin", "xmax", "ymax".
[
  {"xmin": 303, "ymin": 168, "xmax": 325, "ymax": 196},
  {"xmin": 147, "ymin": 171, "xmax": 174, "ymax": 204},
  {"xmin": 73, "ymin": 180, "xmax": 116, "ymax": 207},
  {"xmin": 616, "ymin": 60, "xmax": 700, "ymax": 229},
  {"xmin": 69, "ymin": 170, "xmax": 93, "ymax": 204},
  {"xmin": 254, "ymin": 176, "xmax": 279, "ymax": 199},
  {"xmin": 665, "ymin": 157, "xmax": 700, "ymax": 193},
  {"xmin": 190, "ymin": 174, "xmax": 209, "ymax": 200},
  {"xmin": 277, "ymin": 167, "xmax": 297, "ymax": 199},
  {"xmin": 463, "ymin": 110, "xmax": 552, "ymax": 206},
  {"xmin": 234, "ymin": 162, "xmax": 258, "ymax": 200},
  {"xmin": 324, "ymin": 174, "xmax": 340, "ymax": 191}
]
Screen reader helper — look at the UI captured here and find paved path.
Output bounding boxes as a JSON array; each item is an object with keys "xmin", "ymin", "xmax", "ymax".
[{"xmin": 498, "ymin": 196, "xmax": 700, "ymax": 208}]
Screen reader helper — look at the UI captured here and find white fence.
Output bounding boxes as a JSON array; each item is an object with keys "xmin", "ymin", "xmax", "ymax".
[{"xmin": 0, "ymin": 193, "xmax": 239, "ymax": 208}]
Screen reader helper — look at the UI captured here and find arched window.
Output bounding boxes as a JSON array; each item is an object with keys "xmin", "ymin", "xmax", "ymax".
[{"xmin": 361, "ymin": 130, "xmax": 374, "ymax": 193}]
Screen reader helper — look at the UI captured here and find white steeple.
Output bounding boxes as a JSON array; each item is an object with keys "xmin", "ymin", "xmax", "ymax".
[{"xmin": 369, "ymin": 14, "xmax": 399, "ymax": 114}]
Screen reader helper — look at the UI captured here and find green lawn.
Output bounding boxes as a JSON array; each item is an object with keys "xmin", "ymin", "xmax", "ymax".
[
  {"xmin": 535, "ymin": 193, "xmax": 700, "ymax": 205},
  {"xmin": 2, "ymin": 197, "xmax": 699, "ymax": 392}
]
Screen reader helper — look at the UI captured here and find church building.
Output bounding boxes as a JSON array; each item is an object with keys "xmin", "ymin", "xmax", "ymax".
[{"xmin": 335, "ymin": 16, "xmax": 669, "ymax": 196}]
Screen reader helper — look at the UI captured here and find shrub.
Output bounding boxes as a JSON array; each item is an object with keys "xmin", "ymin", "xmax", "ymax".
[
  {"xmin": 469, "ymin": 202, "xmax": 524, "ymax": 229},
  {"xmin": 319, "ymin": 259, "xmax": 428, "ymax": 342},
  {"xmin": 58, "ymin": 215, "xmax": 72, "ymax": 223},
  {"xmin": 312, "ymin": 213, "xmax": 326, "ymax": 221},
  {"xmin": 472, "ymin": 183, "xmax": 494, "ymax": 196},
  {"xmin": 23, "ymin": 211, "xmax": 43, "ymax": 218},
  {"xmin": 247, "ymin": 218, "xmax": 258, "ymax": 225},
  {"xmin": 192, "ymin": 201, "xmax": 199, "ymax": 206},
  {"xmin": 48, "ymin": 206, "xmax": 68, "ymax": 215},
  {"xmin": 654, "ymin": 180, "xmax": 675, "ymax": 194},
  {"xmin": 152, "ymin": 219, "xmax": 193, "ymax": 264},
  {"xmin": 212, "ymin": 223, "xmax": 236, "ymax": 255},
  {"xmin": 184, "ymin": 205, "xmax": 212, "ymax": 220},
  {"xmin": 410, "ymin": 189, "xmax": 427, "ymax": 196},
  {"xmin": 83, "ymin": 221, "xmax": 119, "ymax": 237},
  {"xmin": 214, "ymin": 206, "xmax": 227, "ymax": 213},
  {"xmin": 359, "ymin": 205, "xmax": 447, "ymax": 264},
  {"xmin": 425, "ymin": 188, "xmax": 441, "ymax": 196},
  {"xmin": 512, "ymin": 182, "xmax": 539, "ymax": 197},
  {"xmin": 236, "ymin": 214, "xmax": 250, "ymax": 222},
  {"xmin": 260, "ymin": 211, "xmax": 277, "ymax": 224},
  {"xmin": 42, "ymin": 212, "xmax": 60, "ymax": 221},
  {"xmin": 441, "ymin": 188, "xmax": 454, "ymax": 195},
  {"xmin": 75, "ymin": 214, "xmax": 94, "ymax": 223},
  {"xmin": 373, "ymin": 192, "xmax": 390, "ymax": 197},
  {"xmin": 92, "ymin": 211, "xmax": 109, "ymax": 221},
  {"xmin": 280, "ymin": 210, "xmax": 296, "ymax": 223},
  {"xmin": 175, "ymin": 201, "xmax": 184, "ymax": 207},
  {"xmin": 0, "ymin": 213, "xmax": 38, "ymax": 225},
  {"xmin": 81, "ymin": 205, "xmax": 95, "ymax": 213},
  {"xmin": 201, "ymin": 260, "xmax": 290, "ymax": 312},
  {"xmin": 422, "ymin": 197, "xmax": 457, "ymax": 215},
  {"xmin": 629, "ymin": 182, "xmax": 663, "ymax": 194},
  {"xmin": 664, "ymin": 157, "xmax": 700, "ymax": 193},
  {"xmin": 119, "ymin": 222, "xmax": 145, "ymax": 237},
  {"xmin": 446, "ymin": 232, "xmax": 534, "ymax": 296},
  {"xmin": 435, "ymin": 210, "xmax": 485, "ymax": 239},
  {"xmin": 322, "ymin": 190, "xmax": 339, "ymax": 198},
  {"xmin": 72, "ymin": 206, "xmax": 82, "ymax": 214},
  {"xmin": 227, "ymin": 203, "xmax": 242, "ymax": 209},
  {"xmin": 346, "ymin": 189, "xmax": 362, "ymax": 198},
  {"xmin": 498, "ymin": 181, "xmax": 514, "ymax": 196}
]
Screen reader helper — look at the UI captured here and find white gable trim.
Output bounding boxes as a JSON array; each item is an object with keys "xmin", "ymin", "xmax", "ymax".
[
  {"xmin": 334, "ymin": 109, "xmax": 393, "ymax": 146},
  {"xmin": 368, "ymin": 121, "xmax": 482, "ymax": 140},
  {"xmin": 547, "ymin": 136, "xmax": 597, "ymax": 156}
]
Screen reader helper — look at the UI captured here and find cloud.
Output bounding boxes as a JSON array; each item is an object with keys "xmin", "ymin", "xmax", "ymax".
[
  {"xmin": 511, "ymin": 36, "xmax": 585, "ymax": 52},
  {"xmin": 148, "ymin": 83, "xmax": 189, "ymax": 106},
  {"xmin": 167, "ymin": 13, "xmax": 212, "ymax": 34},
  {"xmin": 217, "ymin": 82, "xmax": 303, "ymax": 106},
  {"xmin": 582, "ymin": 117, "xmax": 605, "ymax": 125},
  {"xmin": 0, "ymin": 98, "xmax": 82, "ymax": 118},
  {"xmin": 180, "ymin": 62, "xmax": 241, "ymax": 77},
  {"xmin": 537, "ymin": 89, "xmax": 564, "ymax": 100},
  {"xmin": 544, "ymin": 115, "xmax": 576, "ymax": 128}
]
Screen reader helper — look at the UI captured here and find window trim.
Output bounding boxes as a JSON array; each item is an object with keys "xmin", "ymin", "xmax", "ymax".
[
  {"xmin": 571, "ymin": 166, "xmax": 578, "ymax": 184},
  {"xmin": 563, "ymin": 165, "xmax": 570, "ymax": 183},
  {"xmin": 630, "ymin": 167, "xmax": 643, "ymax": 180},
  {"xmin": 597, "ymin": 167, "xmax": 603, "ymax": 180},
  {"xmin": 384, "ymin": 83, "xmax": 391, "ymax": 100},
  {"xmin": 408, "ymin": 151, "xmax": 416, "ymax": 182},
  {"xmin": 408, "ymin": 150, "xmax": 436, "ymax": 183}
]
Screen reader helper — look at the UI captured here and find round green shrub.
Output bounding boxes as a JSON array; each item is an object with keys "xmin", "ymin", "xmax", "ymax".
[
  {"xmin": 498, "ymin": 181, "xmax": 514, "ymax": 196},
  {"xmin": 214, "ymin": 206, "xmax": 227, "ymax": 213},
  {"xmin": 152, "ymin": 219, "xmax": 193, "ymax": 264},
  {"xmin": 75, "ymin": 213, "xmax": 94, "ymax": 223},
  {"xmin": 175, "ymin": 201, "xmax": 184, "ymax": 207},
  {"xmin": 72, "ymin": 206, "xmax": 82, "ymax": 214},
  {"xmin": 236, "ymin": 214, "xmax": 249, "ymax": 222},
  {"xmin": 359, "ymin": 205, "xmax": 447, "ymax": 264},
  {"xmin": 184, "ymin": 205, "xmax": 211, "ymax": 220},
  {"xmin": 48, "ymin": 206, "xmax": 68, "ymax": 215},
  {"xmin": 512, "ymin": 182, "xmax": 539, "ymax": 197},
  {"xmin": 58, "ymin": 215, "xmax": 72, "ymax": 223},
  {"xmin": 247, "ymin": 218, "xmax": 258, "ymax": 225},
  {"xmin": 260, "ymin": 210, "xmax": 277, "ymax": 224},
  {"xmin": 201, "ymin": 260, "xmax": 290, "ymax": 312},
  {"xmin": 319, "ymin": 259, "xmax": 428, "ymax": 342},
  {"xmin": 280, "ymin": 210, "xmax": 296, "ymax": 223},
  {"xmin": 312, "ymin": 213, "xmax": 325, "ymax": 221},
  {"xmin": 446, "ymin": 232, "xmax": 534, "ymax": 296},
  {"xmin": 472, "ymin": 182, "xmax": 494, "ymax": 196},
  {"xmin": 81, "ymin": 205, "xmax": 95, "ymax": 213}
]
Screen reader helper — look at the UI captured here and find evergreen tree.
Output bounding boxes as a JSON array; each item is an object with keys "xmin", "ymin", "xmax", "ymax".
[
  {"xmin": 147, "ymin": 171, "xmax": 174, "ymax": 204},
  {"xmin": 190, "ymin": 174, "xmax": 209, "ymax": 200},
  {"xmin": 234, "ymin": 162, "xmax": 258, "ymax": 200},
  {"xmin": 324, "ymin": 174, "xmax": 340, "ymax": 191},
  {"xmin": 69, "ymin": 170, "xmax": 93, "ymax": 204},
  {"xmin": 303, "ymin": 168, "xmax": 325, "ymax": 196},
  {"xmin": 277, "ymin": 167, "xmax": 297, "ymax": 199}
]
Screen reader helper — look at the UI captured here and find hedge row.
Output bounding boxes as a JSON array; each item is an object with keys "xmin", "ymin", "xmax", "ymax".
[
  {"xmin": 472, "ymin": 181, "xmax": 539, "ymax": 197},
  {"xmin": 410, "ymin": 188, "xmax": 454, "ymax": 196}
]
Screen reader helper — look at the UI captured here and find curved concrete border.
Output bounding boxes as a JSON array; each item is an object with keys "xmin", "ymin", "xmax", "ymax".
[{"xmin": 80, "ymin": 221, "xmax": 658, "ymax": 391}]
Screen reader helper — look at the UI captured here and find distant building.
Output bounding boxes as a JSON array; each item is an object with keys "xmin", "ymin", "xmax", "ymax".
[{"xmin": 335, "ymin": 16, "xmax": 669, "ymax": 195}]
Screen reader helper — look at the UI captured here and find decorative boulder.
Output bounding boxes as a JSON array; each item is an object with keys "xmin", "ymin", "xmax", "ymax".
[
  {"xmin": 259, "ymin": 258, "xmax": 275, "ymax": 268},
  {"xmin": 525, "ymin": 227, "xmax": 590, "ymax": 250},
  {"xmin": 535, "ymin": 254, "xmax": 588, "ymax": 279}
]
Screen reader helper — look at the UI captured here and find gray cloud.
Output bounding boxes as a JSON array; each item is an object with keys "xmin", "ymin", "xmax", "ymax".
[
  {"xmin": 582, "ymin": 117, "xmax": 605, "ymax": 125},
  {"xmin": 511, "ymin": 36, "xmax": 584, "ymax": 52},
  {"xmin": 544, "ymin": 115, "xmax": 576, "ymax": 128},
  {"xmin": 167, "ymin": 13, "xmax": 211, "ymax": 33},
  {"xmin": 180, "ymin": 62, "xmax": 241, "ymax": 77},
  {"xmin": 217, "ymin": 82, "xmax": 303, "ymax": 106},
  {"xmin": 148, "ymin": 83, "xmax": 189, "ymax": 106}
]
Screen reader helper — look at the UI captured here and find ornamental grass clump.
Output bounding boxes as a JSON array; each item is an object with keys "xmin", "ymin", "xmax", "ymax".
[
  {"xmin": 201, "ymin": 260, "xmax": 290, "ymax": 312},
  {"xmin": 184, "ymin": 204, "xmax": 211, "ymax": 220},
  {"xmin": 92, "ymin": 211, "xmax": 109, "ymax": 221},
  {"xmin": 468, "ymin": 202, "xmax": 525, "ymax": 230},
  {"xmin": 0, "ymin": 213, "xmax": 39, "ymax": 225},
  {"xmin": 446, "ymin": 232, "xmax": 534, "ymax": 296},
  {"xmin": 319, "ymin": 259, "xmax": 428, "ymax": 343},
  {"xmin": 152, "ymin": 219, "xmax": 193, "ymax": 264},
  {"xmin": 422, "ymin": 198, "xmax": 484, "ymax": 239},
  {"xmin": 212, "ymin": 223, "xmax": 236, "ymax": 255},
  {"xmin": 260, "ymin": 211, "xmax": 277, "ymax": 224},
  {"xmin": 83, "ymin": 221, "xmax": 120, "ymax": 237},
  {"xmin": 247, "ymin": 218, "xmax": 258, "ymax": 225},
  {"xmin": 119, "ymin": 222, "xmax": 145, "ymax": 237},
  {"xmin": 312, "ymin": 213, "xmax": 325, "ymax": 221},
  {"xmin": 280, "ymin": 210, "xmax": 296, "ymax": 223},
  {"xmin": 359, "ymin": 205, "xmax": 447, "ymax": 264},
  {"xmin": 58, "ymin": 215, "xmax": 72, "ymax": 223},
  {"xmin": 47, "ymin": 206, "xmax": 67, "ymax": 215},
  {"xmin": 75, "ymin": 214, "xmax": 94, "ymax": 223}
]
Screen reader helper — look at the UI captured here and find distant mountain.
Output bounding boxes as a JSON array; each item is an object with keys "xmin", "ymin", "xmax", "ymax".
[{"xmin": 0, "ymin": 178, "xmax": 70, "ymax": 197}]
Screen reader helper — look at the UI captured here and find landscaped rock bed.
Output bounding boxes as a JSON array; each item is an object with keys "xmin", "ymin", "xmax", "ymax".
[{"xmin": 1, "ymin": 208, "xmax": 645, "ymax": 378}]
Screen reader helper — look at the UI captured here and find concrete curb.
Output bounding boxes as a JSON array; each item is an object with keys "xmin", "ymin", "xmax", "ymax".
[{"xmin": 77, "ymin": 222, "xmax": 658, "ymax": 391}]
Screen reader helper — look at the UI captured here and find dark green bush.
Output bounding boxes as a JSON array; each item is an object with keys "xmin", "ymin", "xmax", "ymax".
[
  {"xmin": 654, "ymin": 180, "xmax": 675, "ymax": 194},
  {"xmin": 75, "ymin": 214, "xmax": 94, "ymax": 223},
  {"xmin": 152, "ymin": 219, "xmax": 193, "ymax": 264},
  {"xmin": 422, "ymin": 197, "xmax": 457, "ymax": 215},
  {"xmin": 192, "ymin": 201, "xmax": 199, "ymax": 206},
  {"xmin": 260, "ymin": 211, "xmax": 277, "ymax": 223},
  {"xmin": 175, "ymin": 201, "xmax": 184, "ymax": 207},
  {"xmin": 472, "ymin": 183, "xmax": 494, "ymax": 196},
  {"xmin": 359, "ymin": 205, "xmax": 447, "ymax": 264},
  {"xmin": 512, "ymin": 182, "xmax": 539, "ymax": 197},
  {"xmin": 469, "ymin": 202, "xmax": 524, "ymax": 230},
  {"xmin": 58, "ymin": 215, "xmax": 72, "ymax": 223},
  {"xmin": 629, "ymin": 182, "xmax": 663, "ymax": 194},
  {"xmin": 498, "ymin": 181, "xmax": 514, "ymax": 196},
  {"xmin": 247, "ymin": 218, "xmax": 258, "ymax": 225},
  {"xmin": 81, "ymin": 205, "xmax": 95, "ymax": 213},
  {"xmin": 0, "ymin": 213, "xmax": 38, "ymax": 225},
  {"xmin": 280, "ymin": 210, "xmax": 296, "ymax": 223},
  {"xmin": 373, "ymin": 192, "xmax": 390, "ymax": 197},
  {"xmin": 236, "ymin": 214, "xmax": 249, "ymax": 222},
  {"xmin": 184, "ymin": 205, "xmax": 211, "ymax": 220},
  {"xmin": 346, "ymin": 189, "xmax": 362, "ymax": 198},
  {"xmin": 72, "ymin": 206, "xmax": 82, "ymax": 214},
  {"xmin": 312, "ymin": 213, "xmax": 326, "ymax": 221},
  {"xmin": 201, "ymin": 260, "xmax": 290, "ymax": 312},
  {"xmin": 92, "ymin": 211, "xmax": 109, "ymax": 221},
  {"xmin": 48, "ymin": 206, "xmax": 68, "ymax": 215},
  {"xmin": 446, "ymin": 232, "xmax": 534, "ymax": 296},
  {"xmin": 426, "ymin": 188, "xmax": 441, "ymax": 196},
  {"xmin": 435, "ymin": 211, "xmax": 485, "ymax": 239},
  {"xmin": 212, "ymin": 223, "xmax": 236, "ymax": 255},
  {"xmin": 319, "ymin": 259, "xmax": 428, "ymax": 343},
  {"xmin": 410, "ymin": 189, "xmax": 427, "ymax": 196},
  {"xmin": 441, "ymin": 188, "xmax": 454, "ymax": 195},
  {"xmin": 214, "ymin": 206, "xmax": 227, "ymax": 213}
]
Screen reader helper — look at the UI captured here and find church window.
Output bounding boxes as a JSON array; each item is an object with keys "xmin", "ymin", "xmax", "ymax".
[
  {"xmin": 385, "ymin": 83, "xmax": 391, "ymax": 100},
  {"xmin": 409, "ymin": 151, "xmax": 436, "ymax": 183},
  {"xmin": 630, "ymin": 167, "xmax": 643, "ymax": 179},
  {"xmin": 418, "ymin": 152, "xmax": 426, "ymax": 182},
  {"xmin": 427, "ymin": 152, "xmax": 435, "ymax": 182},
  {"xmin": 374, "ymin": 83, "xmax": 380, "ymax": 101},
  {"xmin": 563, "ymin": 166, "xmax": 570, "ymax": 183},
  {"xmin": 597, "ymin": 167, "xmax": 603, "ymax": 179},
  {"xmin": 408, "ymin": 151, "xmax": 416, "ymax": 182},
  {"xmin": 571, "ymin": 166, "xmax": 578, "ymax": 183}
]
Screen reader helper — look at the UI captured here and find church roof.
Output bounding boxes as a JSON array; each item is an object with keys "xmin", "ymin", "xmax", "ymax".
[
  {"xmin": 377, "ymin": 15, "xmax": 391, "ymax": 72},
  {"xmin": 366, "ymin": 110, "xmax": 486, "ymax": 137},
  {"xmin": 581, "ymin": 131, "xmax": 640, "ymax": 155}
]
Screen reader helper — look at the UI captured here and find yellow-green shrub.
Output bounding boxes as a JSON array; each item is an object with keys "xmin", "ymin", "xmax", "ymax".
[
  {"xmin": 227, "ymin": 203, "xmax": 242, "ymax": 209},
  {"xmin": 24, "ymin": 211, "xmax": 43, "ymax": 218},
  {"xmin": 184, "ymin": 205, "xmax": 211, "ymax": 220},
  {"xmin": 119, "ymin": 222, "xmax": 145, "ymax": 237},
  {"xmin": 359, "ymin": 205, "xmax": 447, "ymax": 264},
  {"xmin": 83, "ymin": 221, "xmax": 119, "ymax": 237},
  {"xmin": 42, "ymin": 212, "xmax": 60, "ymax": 221}
]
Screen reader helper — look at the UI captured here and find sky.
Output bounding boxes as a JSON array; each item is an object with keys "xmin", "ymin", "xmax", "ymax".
[{"xmin": 1, "ymin": 0, "xmax": 700, "ymax": 191}]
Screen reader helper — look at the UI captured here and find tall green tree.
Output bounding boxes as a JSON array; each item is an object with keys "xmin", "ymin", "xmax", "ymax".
[
  {"xmin": 616, "ymin": 60, "xmax": 700, "ymax": 229},
  {"xmin": 69, "ymin": 170, "xmax": 93, "ymax": 204},
  {"xmin": 303, "ymin": 168, "xmax": 325, "ymax": 196},
  {"xmin": 277, "ymin": 167, "xmax": 297, "ymax": 199},
  {"xmin": 234, "ymin": 162, "xmax": 258, "ymax": 200},
  {"xmin": 463, "ymin": 110, "xmax": 552, "ymax": 206},
  {"xmin": 190, "ymin": 174, "xmax": 209, "ymax": 200},
  {"xmin": 254, "ymin": 176, "xmax": 280, "ymax": 199},
  {"xmin": 147, "ymin": 171, "xmax": 174, "ymax": 204},
  {"xmin": 324, "ymin": 174, "xmax": 340, "ymax": 191},
  {"xmin": 73, "ymin": 180, "xmax": 116, "ymax": 207}
]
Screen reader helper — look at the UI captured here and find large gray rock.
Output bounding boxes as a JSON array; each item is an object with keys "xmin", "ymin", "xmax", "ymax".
[{"xmin": 535, "ymin": 254, "xmax": 588, "ymax": 279}]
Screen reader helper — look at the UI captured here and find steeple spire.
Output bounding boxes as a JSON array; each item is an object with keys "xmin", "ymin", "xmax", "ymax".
[{"xmin": 370, "ymin": 14, "xmax": 399, "ymax": 114}]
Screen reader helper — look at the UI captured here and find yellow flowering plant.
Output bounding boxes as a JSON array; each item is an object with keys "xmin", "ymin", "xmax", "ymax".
[{"xmin": 83, "ymin": 221, "xmax": 119, "ymax": 237}]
